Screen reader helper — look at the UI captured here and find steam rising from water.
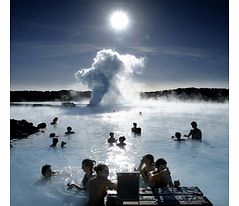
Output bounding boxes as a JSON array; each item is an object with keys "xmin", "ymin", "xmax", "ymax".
[{"xmin": 75, "ymin": 49, "xmax": 146, "ymax": 106}]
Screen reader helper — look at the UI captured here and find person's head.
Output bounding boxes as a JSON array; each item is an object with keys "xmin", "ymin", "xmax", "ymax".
[
  {"xmin": 191, "ymin": 121, "xmax": 197, "ymax": 129},
  {"xmin": 67, "ymin": 127, "xmax": 72, "ymax": 132},
  {"xmin": 41, "ymin": 164, "xmax": 53, "ymax": 177},
  {"xmin": 53, "ymin": 117, "xmax": 58, "ymax": 122},
  {"xmin": 155, "ymin": 158, "xmax": 167, "ymax": 170},
  {"xmin": 52, "ymin": 137, "xmax": 58, "ymax": 146},
  {"xmin": 81, "ymin": 159, "xmax": 96, "ymax": 172},
  {"xmin": 109, "ymin": 132, "xmax": 114, "ymax": 138},
  {"xmin": 143, "ymin": 154, "xmax": 154, "ymax": 165},
  {"xmin": 49, "ymin": 133, "xmax": 56, "ymax": 138},
  {"xmin": 175, "ymin": 132, "xmax": 181, "ymax": 139},
  {"xmin": 133, "ymin": 122, "xmax": 137, "ymax": 128},
  {"xmin": 94, "ymin": 164, "xmax": 109, "ymax": 178},
  {"xmin": 119, "ymin": 136, "xmax": 126, "ymax": 143}
]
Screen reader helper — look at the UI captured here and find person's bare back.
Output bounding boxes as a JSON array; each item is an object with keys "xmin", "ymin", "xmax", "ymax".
[{"xmin": 88, "ymin": 164, "xmax": 116, "ymax": 206}]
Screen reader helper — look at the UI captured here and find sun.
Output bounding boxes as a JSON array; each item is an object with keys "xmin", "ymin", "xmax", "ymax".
[{"xmin": 110, "ymin": 11, "xmax": 129, "ymax": 31}]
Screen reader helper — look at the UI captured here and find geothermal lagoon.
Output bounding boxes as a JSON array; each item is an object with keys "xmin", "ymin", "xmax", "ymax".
[{"xmin": 10, "ymin": 101, "xmax": 228, "ymax": 206}]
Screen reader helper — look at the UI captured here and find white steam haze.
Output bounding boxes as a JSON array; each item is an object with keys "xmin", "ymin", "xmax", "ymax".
[{"xmin": 75, "ymin": 49, "xmax": 146, "ymax": 106}]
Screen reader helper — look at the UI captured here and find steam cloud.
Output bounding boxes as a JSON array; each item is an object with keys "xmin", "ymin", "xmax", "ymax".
[{"xmin": 75, "ymin": 49, "xmax": 146, "ymax": 106}]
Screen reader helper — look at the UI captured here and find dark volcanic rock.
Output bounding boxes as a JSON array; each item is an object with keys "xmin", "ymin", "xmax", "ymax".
[{"xmin": 10, "ymin": 119, "xmax": 39, "ymax": 140}]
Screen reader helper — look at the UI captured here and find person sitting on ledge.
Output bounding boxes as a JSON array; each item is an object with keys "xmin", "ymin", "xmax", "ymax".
[
  {"xmin": 50, "ymin": 137, "xmax": 58, "ymax": 147},
  {"xmin": 65, "ymin": 126, "xmax": 75, "ymax": 135},
  {"xmin": 172, "ymin": 132, "xmax": 185, "ymax": 141},
  {"xmin": 107, "ymin": 132, "xmax": 117, "ymax": 144},
  {"xmin": 88, "ymin": 164, "xmax": 117, "ymax": 206},
  {"xmin": 148, "ymin": 158, "xmax": 174, "ymax": 188},
  {"xmin": 184, "ymin": 121, "xmax": 202, "ymax": 140},
  {"xmin": 41, "ymin": 164, "xmax": 58, "ymax": 178},
  {"xmin": 50, "ymin": 117, "xmax": 58, "ymax": 125},
  {"xmin": 67, "ymin": 159, "xmax": 96, "ymax": 190},
  {"xmin": 135, "ymin": 154, "xmax": 155, "ymax": 183},
  {"xmin": 131, "ymin": 122, "xmax": 141, "ymax": 134},
  {"xmin": 117, "ymin": 136, "xmax": 126, "ymax": 147}
]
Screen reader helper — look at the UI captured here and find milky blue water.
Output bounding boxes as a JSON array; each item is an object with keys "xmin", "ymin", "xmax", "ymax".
[{"xmin": 10, "ymin": 101, "xmax": 229, "ymax": 206}]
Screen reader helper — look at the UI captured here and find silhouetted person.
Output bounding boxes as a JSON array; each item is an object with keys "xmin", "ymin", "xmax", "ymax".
[
  {"xmin": 172, "ymin": 132, "xmax": 185, "ymax": 141},
  {"xmin": 148, "ymin": 158, "xmax": 174, "ymax": 188},
  {"xmin": 131, "ymin": 122, "xmax": 141, "ymax": 134},
  {"xmin": 117, "ymin": 136, "xmax": 126, "ymax": 147},
  {"xmin": 50, "ymin": 137, "xmax": 58, "ymax": 147},
  {"xmin": 49, "ymin": 133, "xmax": 59, "ymax": 138},
  {"xmin": 184, "ymin": 121, "xmax": 202, "ymax": 140},
  {"xmin": 41, "ymin": 164, "xmax": 58, "ymax": 177},
  {"xmin": 67, "ymin": 159, "xmax": 96, "ymax": 190},
  {"xmin": 135, "ymin": 154, "xmax": 155, "ymax": 183},
  {"xmin": 50, "ymin": 117, "xmax": 58, "ymax": 125},
  {"xmin": 61, "ymin": 141, "xmax": 67, "ymax": 147},
  {"xmin": 88, "ymin": 164, "xmax": 117, "ymax": 206},
  {"xmin": 107, "ymin": 132, "xmax": 117, "ymax": 144},
  {"xmin": 65, "ymin": 126, "xmax": 75, "ymax": 134}
]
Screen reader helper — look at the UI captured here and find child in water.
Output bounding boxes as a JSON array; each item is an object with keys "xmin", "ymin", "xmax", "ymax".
[
  {"xmin": 67, "ymin": 159, "xmax": 96, "ymax": 190},
  {"xmin": 88, "ymin": 164, "xmax": 117, "ymax": 206},
  {"xmin": 41, "ymin": 164, "xmax": 58, "ymax": 178},
  {"xmin": 172, "ymin": 132, "xmax": 185, "ymax": 141}
]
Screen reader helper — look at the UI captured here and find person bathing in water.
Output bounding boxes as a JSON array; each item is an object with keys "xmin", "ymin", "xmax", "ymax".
[
  {"xmin": 41, "ymin": 164, "xmax": 58, "ymax": 178},
  {"xmin": 131, "ymin": 122, "xmax": 141, "ymax": 134},
  {"xmin": 107, "ymin": 132, "xmax": 117, "ymax": 144},
  {"xmin": 65, "ymin": 126, "xmax": 75, "ymax": 135},
  {"xmin": 184, "ymin": 121, "xmax": 202, "ymax": 140},
  {"xmin": 116, "ymin": 136, "xmax": 126, "ymax": 147},
  {"xmin": 172, "ymin": 132, "xmax": 185, "ymax": 141},
  {"xmin": 50, "ymin": 117, "xmax": 58, "ymax": 125},
  {"xmin": 67, "ymin": 159, "xmax": 96, "ymax": 190},
  {"xmin": 87, "ymin": 164, "xmax": 117, "ymax": 206}
]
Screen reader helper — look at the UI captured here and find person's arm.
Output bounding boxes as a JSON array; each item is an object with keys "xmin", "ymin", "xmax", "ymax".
[
  {"xmin": 67, "ymin": 183, "xmax": 84, "ymax": 190},
  {"xmin": 184, "ymin": 130, "xmax": 192, "ymax": 137},
  {"xmin": 107, "ymin": 180, "xmax": 117, "ymax": 190},
  {"xmin": 135, "ymin": 158, "xmax": 145, "ymax": 171}
]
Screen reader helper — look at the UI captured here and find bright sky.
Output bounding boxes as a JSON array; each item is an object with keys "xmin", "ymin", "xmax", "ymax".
[{"xmin": 10, "ymin": 0, "xmax": 229, "ymax": 91}]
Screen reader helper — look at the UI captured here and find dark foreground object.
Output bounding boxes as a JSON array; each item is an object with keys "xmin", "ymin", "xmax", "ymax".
[
  {"xmin": 10, "ymin": 119, "xmax": 40, "ymax": 140},
  {"xmin": 107, "ymin": 187, "xmax": 213, "ymax": 206}
]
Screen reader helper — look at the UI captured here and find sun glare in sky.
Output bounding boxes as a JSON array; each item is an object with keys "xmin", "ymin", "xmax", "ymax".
[{"xmin": 110, "ymin": 11, "xmax": 129, "ymax": 30}]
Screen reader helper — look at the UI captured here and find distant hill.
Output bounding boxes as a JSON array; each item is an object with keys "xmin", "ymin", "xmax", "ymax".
[
  {"xmin": 140, "ymin": 87, "xmax": 228, "ymax": 102},
  {"xmin": 10, "ymin": 87, "xmax": 229, "ymax": 103},
  {"xmin": 10, "ymin": 90, "xmax": 91, "ymax": 102}
]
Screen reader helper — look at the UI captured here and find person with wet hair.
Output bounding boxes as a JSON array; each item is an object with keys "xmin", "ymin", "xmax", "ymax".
[
  {"xmin": 41, "ymin": 164, "xmax": 57, "ymax": 177},
  {"xmin": 87, "ymin": 164, "xmax": 117, "ymax": 206},
  {"xmin": 184, "ymin": 121, "xmax": 202, "ymax": 140},
  {"xmin": 65, "ymin": 126, "xmax": 75, "ymax": 135},
  {"xmin": 148, "ymin": 158, "xmax": 174, "ymax": 188},
  {"xmin": 50, "ymin": 137, "xmax": 58, "ymax": 147},
  {"xmin": 135, "ymin": 154, "xmax": 155, "ymax": 183},
  {"xmin": 172, "ymin": 132, "xmax": 185, "ymax": 141},
  {"xmin": 107, "ymin": 132, "xmax": 117, "ymax": 144},
  {"xmin": 67, "ymin": 159, "xmax": 96, "ymax": 190},
  {"xmin": 50, "ymin": 117, "xmax": 58, "ymax": 125}
]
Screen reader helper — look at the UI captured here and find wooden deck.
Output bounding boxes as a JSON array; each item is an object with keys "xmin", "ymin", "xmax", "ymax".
[{"xmin": 106, "ymin": 187, "xmax": 213, "ymax": 206}]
